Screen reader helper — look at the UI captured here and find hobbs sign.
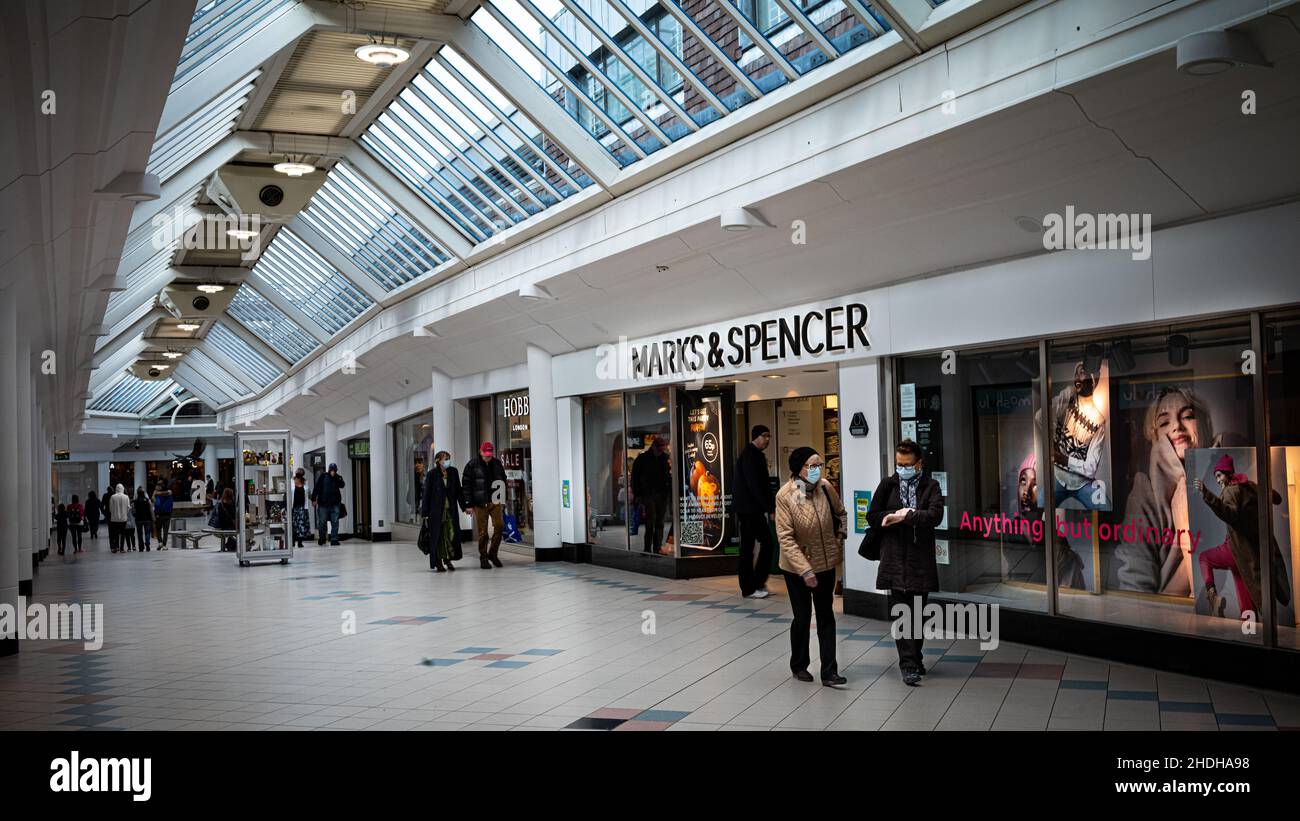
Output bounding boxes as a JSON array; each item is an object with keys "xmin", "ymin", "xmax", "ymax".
[{"xmin": 597, "ymin": 302, "xmax": 870, "ymax": 382}]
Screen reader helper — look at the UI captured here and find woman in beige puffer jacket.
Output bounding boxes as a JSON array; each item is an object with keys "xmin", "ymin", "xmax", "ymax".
[{"xmin": 775, "ymin": 446, "xmax": 847, "ymax": 686}]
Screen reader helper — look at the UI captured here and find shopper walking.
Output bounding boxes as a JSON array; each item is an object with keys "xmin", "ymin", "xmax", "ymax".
[
  {"xmin": 461, "ymin": 442, "xmax": 508, "ymax": 569},
  {"xmin": 421, "ymin": 451, "xmax": 463, "ymax": 572},
  {"xmin": 55, "ymin": 503, "xmax": 68, "ymax": 557},
  {"xmin": 291, "ymin": 473, "xmax": 309, "ymax": 548},
  {"xmin": 107, "ymin": 483, "xmax": 130, "ymax": 553},
  {"xmin": 631, "ymin": 435, "xmax": 671, "ymax": 554},
  {"xmin": 310, "ymin": 463, "xmax": 345, "ymax": 546},
  {"xmin": 867, "ymin": 439, "xmax": 945, "ymax": 687},
  {"xmin": 153, "ymin": 482, "xmax": 173, "ymax": 549},
  {"xmin": 776, "ymin": 446, "xmax": 847, "ymax": 687},
  {"xmin": 133, "ymin": 487, "xmax": 153, "ymax": 551},
  {"xmin": 735, "ymin": 424, "xmax": 776, "ymax": 599},
  {"xmin": 216, "ymin": 487, "xmax": 238, "ymax": 551},
  {"xmin": 85, "ymin": 490, "xmax": 101, "ymax": 540},
  {"xmin": 67, "ymin": 494, "xmax": 84, "ymax": 554}
]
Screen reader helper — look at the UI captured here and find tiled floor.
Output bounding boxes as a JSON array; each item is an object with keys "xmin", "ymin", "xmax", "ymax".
[{"xmin": 3, "ymin": 536, "xmax": 1299, "ymax": 732}]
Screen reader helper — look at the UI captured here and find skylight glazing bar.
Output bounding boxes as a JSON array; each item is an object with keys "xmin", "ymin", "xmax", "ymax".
[
  {"xmin": 419, "ymin": 64, "xmax": 566, "ymax": 203},
  {"xmin": 404, "ymin": 77, "xmax": 550, "ymax": 211},
  {"xmin": 299, "ymin": 193, "xmax": 416, "ymax": 290},
  {"xmin": 331, "ymin": 164, "xmax": 449, "ymax": 271},
  {"xmin": 433, "ymin": 51, "xmax": 585, "ymax": 192},
  {"xmin": 89, "ymin": 375, "xmax": 171, "ymax": 414},
  {"xmin": 656, "ymin": 1, "xmax": 763, "ymax": 99},
  {"xmin": 604, "ymin": 0, "xmax": 728, "ymax": 116},
  {"xmin": 225, "ymin": 286, "xmax": 319, "ymax": 364},
  {"xmin": 770, "ymin": 0, "xmax": 841, "ymax": 59},
  {"xmin": 495, "ymin": 0, "xmax": 671, "ymax": 149},
  {"xmin": 391, "ymin": 86, "xmax": 534, "ymax": 221},
  {"xmin": 148, "ymin": 71, "xmax": 259, "ymax": 183},
  {"xmin": 253, "ymin": 230, "xmax": 373, "ymax": 335},
  {"xmin": 841, "ymin": 0, "xmax": 889, "ymax": 34},
  {"xmin": 715, "ymin": 0, "xmax": 800, "ymax": 80},
  {"xmin": 360, "ymin": 130, "xmax": 491, "ymax": 244},
  {"xmin": 207, "ymin": 322, "xmax": 282, "ymax": 387},
  {"xmin": 369, "ymin": 118, "xmax": 501, "ymax": 238},
  {"xmin": 174, "ymin": 0, "xmax": 295, "ymax": 90},
  {"xmin": 185, "ymin": 349, "xmax": 251, "ymax": 399},
  {"xmin": 555, "ymin": 0, "xmax": 700, "ymax": 133},
  {"xmin": 172, "ymin": 361, "xmax": 237, "ymax": 405},
  {"xmin": 476, "ymin": 2, "xmax": 648, "ymax": 159}
]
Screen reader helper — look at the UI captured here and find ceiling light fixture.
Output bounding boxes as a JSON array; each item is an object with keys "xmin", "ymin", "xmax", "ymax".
[
  {"xmin": 764, "ymin": 374, "xmax": 785, "ymax": 379},
  {"xmin": 177, "ymin": 322, "xmax": 201, "ymax": 332},
  {"xmin": 227, "ymin": 228, "xmax": 260, "ymax": 241},
  {"xmin": 273, "ymin": 160, "xmax": 316, "ymax": 177},
  {"xmin": 162, "ymin": 351, "xmax": 184, "ymax": 359},
  {"xmin": 1176, "ymin": 30, "xmax": 1270, "ymax": 76},
  {"xmin": 518, "ymin": 283, "xmax": 554, "ymax": 301},
  {"xmin": 94, "ymin": 171, "xmax": 162, "ymax": 202},
  {"xmin": 355, "ymin": 42, "xmax": 410, "ymax": 68},
  {"xmin": 196, "ymin": 283, "xmax": 226, "ymax": 294}
]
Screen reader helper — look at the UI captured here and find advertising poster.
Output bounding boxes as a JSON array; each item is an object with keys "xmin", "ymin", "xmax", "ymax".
[
  {"xmin": 1048, "ymin": 359, "xmax": 1112, "ymax": 511},
  {"xmin": 1186, "ymin": 447, "xmax": 1295, "ymax": 623},
  {"xmin": 679, "ymin": 394, "xmax": 726, "ymax": 550}
]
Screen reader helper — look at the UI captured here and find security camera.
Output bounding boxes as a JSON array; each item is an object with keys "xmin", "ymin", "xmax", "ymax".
[
  {"xmin": 133, "ymin": 440, "xmax": 142, "ymax": 450},
  {"xmin": 148, "ymin": 367, "xmax": 162, "ymax": 378},
  {"xmin": 191, "ymin": 295, "xmax": 210, "ymax": 311}
]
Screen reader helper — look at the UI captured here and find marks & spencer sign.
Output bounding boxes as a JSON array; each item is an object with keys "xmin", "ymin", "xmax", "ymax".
[{"xmin": 597, "ymin": 302, "xmax": 871, "ymax": 383}]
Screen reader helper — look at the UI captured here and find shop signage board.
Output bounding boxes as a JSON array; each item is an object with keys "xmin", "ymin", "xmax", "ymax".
[
  {"xmin": 53, "ymin": 450, "xmax": 71, "ymax": 461},
  {"xmin": 854, "ymin": 490, "xmax": 871, "ymax": 533}
]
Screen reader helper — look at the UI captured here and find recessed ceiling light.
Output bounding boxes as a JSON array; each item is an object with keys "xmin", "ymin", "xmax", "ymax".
[
  {"xmin": 273, "ymin": 161, "xmax": 316, "ymax": 177},
  {"xmin": 196, "ymin": 284, "xmax": 225, "ymax": 293},
  {"xmin": 764, "ymin": 374, "xmax": 785, "ymax": 379},
  {"xmin": 162, "ymin": 351, "xmax": 184, "ymax": 359},
  {"xmin": 355, "ymin": 43, "xmax": 410, "ymax": 67},
  {"xmin": 177, "ymin": 323, "xmax": 201, "ymax": 332},
  {"xmin": 727, "ymin": 379, "xmax": 745, "ymax": 383},
  {"xmin": 227, "ymin": 228, "xmax": 260, "ymax": 241}
]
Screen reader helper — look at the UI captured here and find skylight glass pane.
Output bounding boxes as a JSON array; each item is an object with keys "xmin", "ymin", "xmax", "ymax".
[
  {"xmin": 299, "ymin": 164, "xmax": 449, "ymax": 291},
  {"xmin": 173, "ymin": 0, "xmax": 296, "ymax": 90},
  {"xmin": 206, "ymin": 321, "xmax": 281, "ymax": 387},
  {"xmin": 90, "ymin": 376, "xmax": 172, "ymax": 414},
  {"xmin": 185, "ymin": 348, "xmax": 252, "ymax": 398},
  {"xmin": 226, "ymin": 286, "xmax": 319, "ymax": 363},
  {"xmin": 253, "ymin": 229, "xmax": 373, "ymax": 335},
  {"xmin": 148, "ymin": 71, "xmax": 259, "ymax": 183}
]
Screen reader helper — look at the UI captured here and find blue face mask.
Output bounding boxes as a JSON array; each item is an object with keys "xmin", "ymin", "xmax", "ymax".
[
  {"xmin": 805, "ymin": 466, "xmax": 822, "ymax": 484},
  {"xmin": 896, "ymin": 465, "xmax": 918, "ymax": 481}
]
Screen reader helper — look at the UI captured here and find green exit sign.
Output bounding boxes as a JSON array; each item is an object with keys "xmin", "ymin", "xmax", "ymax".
[{"xmin": 54, "ymin": 451, "xmax": 71, "ymax": 461}]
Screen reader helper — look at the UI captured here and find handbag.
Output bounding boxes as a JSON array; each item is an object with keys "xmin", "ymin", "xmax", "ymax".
[
  {"xmin": 207, "ymin": 505, "xmax": 221, "ymax": 529},
  {"xmin": 417, "ymin": 517, "xmax": 431, "ymax": 555},
  {"xmin": 338, "ymin": 502, "xmax": 348, "ymax": 519},
  {"xmin": 857, "ymin": 527, "xmax": 882, "ymax": 561}
]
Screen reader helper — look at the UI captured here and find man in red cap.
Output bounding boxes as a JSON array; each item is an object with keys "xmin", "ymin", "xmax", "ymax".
[{"xmin": 461, "ymin": 441, "xmax": 509, "ymax": 568}]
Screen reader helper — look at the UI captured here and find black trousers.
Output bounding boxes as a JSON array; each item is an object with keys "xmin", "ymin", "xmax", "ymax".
[
  {"xmin": 737, "ymin": 512, "xmax": 774, "ymax": 596},
  {"xmin": 70, "ymin": 526, "xmax": 82, "ymax": 551},
  {"xmin": 108, "ymin": 521, "xmax": 125, "ymax": 551},
  {"xmin": 889, "ymin": 589, "xmax": 929, "ymax": 673},
  {"xmin": 642, "ymin": 493, "xmax": 667, "ymax": 552},
  {"xmin": 782, "ymin": 569, "xmax": 838, "ymax": 679},
  {"xmin": 57, "ymin": 527, "xmax": 67, "ymax": 554}
]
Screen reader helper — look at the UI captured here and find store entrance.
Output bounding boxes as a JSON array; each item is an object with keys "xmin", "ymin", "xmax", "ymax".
[{"xmin": 351, "ymin": 456, "xmax": 371, "ymax": 540}]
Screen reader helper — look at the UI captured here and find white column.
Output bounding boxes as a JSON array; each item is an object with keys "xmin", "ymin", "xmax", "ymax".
[
  {"xmin": 0, "ymin": 289, "xmax": 20, "ymax": 652},
  {"xmin": 556, "ymin": 396, "xmax": 585, "ymax": 545},
  {"xmin": 132, "ymin": 459, "xmax": 147, "ymax": 495},
  {"xmin": 453, "ymin": 400, "xmax": 471, "ymax": 530},
  {"xmin": 323, "ymin": 418, "xmax": 340, "ymax": 474},
  {"xmin": 201, "ymin": 441, "xmax": 216, "ymax": 485},
  {"xmin": 838, "ymin": 360, "xmax": 883, "ymax": 594},
  {"xmin": 16, "ymin": 335, "xmax": 33, "ymax": 592},
  {"xmin": 526, "ymin": 345, "xmax": 560, "ymax": 550},
  {"xmin": 96, "ymin": 461, "xmax": 111, "ymax": 495},
  {"xmin": 290, "ymin": 435, "xmax": 305, "ymax": 477},
  {"xmin": 431, "ymin": 369, "xmax": 453, "ymax": 460},
  {"xmin": 368, "ymin": 398, "xmax": 392, "ymax": 539}
]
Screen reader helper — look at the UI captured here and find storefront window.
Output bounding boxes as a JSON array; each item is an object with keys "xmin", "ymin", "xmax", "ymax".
[
  {"xmin": 896, "ymin": 345, "xmax": 1047, "ymax": 612},
  {"xmin": 584, "ymin": 394, "xmax": 627, "ymax": 550},
  {"xmin": 628, "ymin": 388, "xmax": 672, "ymax": 555},
  {"xmin": 1265, "ymin": 309, "xmax": 1300, "ymax": 650},
  {"xmin": 52, "ymin": 462, "xmax": 97, "ymax": 504},
  {"xmin": 1050, "ymin": 319, "xmax": 1270, "ymax": 644},
  {"xmin": 495, "ymin": 390, "xmax": 533, "ymax": 544},
  {"xmin": 393, "ymin": 413, "xmax": 433, "ymax": 526}
]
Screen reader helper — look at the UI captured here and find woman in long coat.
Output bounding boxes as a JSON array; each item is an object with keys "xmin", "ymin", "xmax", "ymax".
[{"xmin": 421, "ymin": 451, "xmax": 462, "ymax": 572}]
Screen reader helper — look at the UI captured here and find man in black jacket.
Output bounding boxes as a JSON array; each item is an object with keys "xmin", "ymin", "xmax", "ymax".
[
  {"xmin": 734, "ymin": 425, "xmax": 775, "ymax": 598},
  {"xmin": 310, "ymin": 463, "xmax": 346, "ymax": 546},
  {"xmin": 461, "ymin": 442, "xmax": 509, "ymax": 568},
  {"xmin": 866, "ymin": 439, "xmax": 945, "ymax": 686},
  {"xmin": 631, "ymin": 435, "xmax": 671, "ymax": 553}
]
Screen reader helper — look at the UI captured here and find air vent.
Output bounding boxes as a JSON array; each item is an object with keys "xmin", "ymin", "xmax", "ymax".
[
  {"xmin": 206, "ymin": 165, "xmax": 325, "ymax": 223},
  {"xmin": 160, "ymin": 282, "xmax": 242, "ymax": 318}
]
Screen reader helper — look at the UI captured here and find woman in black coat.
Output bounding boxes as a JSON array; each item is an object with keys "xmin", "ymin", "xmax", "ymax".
[
  {"xmin": 866, "ymin": 439, "xmax": 945, "ymax": 686},
  {"xmin": 86, "ymin": 490, "xmax": 101, "ymax": 539},
  {"xmin": 421, "ymin": 451, "xmax": 462, "ymax": 572}
]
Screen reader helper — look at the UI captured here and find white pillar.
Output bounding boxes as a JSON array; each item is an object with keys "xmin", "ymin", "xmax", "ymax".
[
  {"xmin": 0, "ymin": 289, "xmax": 20, "ymax": 653},
  {"xmin": 323, "ymin": 418, "xmax": 340, "ymax": 475},
  {"xmin": 201, "ymin": 441, "xmax": 216, "ymax": 485},
  {"xmin": 132, "ymin": 459, "xmax": 146, "ymax": 495},
  {"xmin": 838, "ymin": 360, "xmax": 883, "ymax": 594},
  {"xmin": 453, "ymin": 400, "xmax": 471, "ymax": 530},
  {"xmin": 526, "ymin": 345, "xmax": 560, "ymax": 550},
  {"xmin": 368, "ymin": 398, "xmax": 391, "ymax": 539},
  {"xmin": 96, "ymin": 461, "xmax": 111, "ymax": 495},
  {"xmin": 290, "ymin": 435, "xmax": 305, "ymax": 477},
  {"xmin": 432, "ymin": 369, "xmax": 453, "ymax": 460},
  {"xmin": 38, "ymin": 410, "xmax": 50, "ymax": 561},
  {"xmin": 557, "ymin": 396, "xmax": 585, "ymax": 545},
  {"xmin": 16, "ymin": 335, "xmax": 33, "ymax": 592}
]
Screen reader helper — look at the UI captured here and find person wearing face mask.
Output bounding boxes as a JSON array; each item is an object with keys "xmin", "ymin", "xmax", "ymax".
[
  {"xmin": 1118, "ymin": 386, "xmax": 1214, "ymax": 595},
  {"xmin": 421, "ymin": 451, "xmax": 463, "ymax": 572},
  {"xmin": 775, "ymin": 446, "xmax": 848, "ymax": 687},
  {"xmin": 1192, "ymin": 454, "xmax": 1291, "ymax": 619},
  {"xmin": 867, "ymin": 439, "xmax": 945, "ymax": 686}
]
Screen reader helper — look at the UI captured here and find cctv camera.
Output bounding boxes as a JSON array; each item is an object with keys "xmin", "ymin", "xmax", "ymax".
[
  {"xmin": 191, "ymin": 295, "xmax": 210, "ymax": 311},
  {"xmin": 148, "ymin": 367, "xmax": 161, "ymax": 377},
  {"xmin": 134, "ymin": 440, "xmax": 141, "ymax": 450}
]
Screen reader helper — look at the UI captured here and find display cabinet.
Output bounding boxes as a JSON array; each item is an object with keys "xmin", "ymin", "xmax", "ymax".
[{"xmin": 234, "ymin": 429, "xmax": 292, "ymax": 567}]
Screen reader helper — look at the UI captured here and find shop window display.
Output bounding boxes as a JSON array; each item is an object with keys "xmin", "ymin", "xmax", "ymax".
[
  {"xmin": 628, "ymin": 388, "xmax": 672, "ymax": 555},
  {"xmin": 1265, "ymin": 309, "xmax": 1300, "ymax": 650},
  {"xmin": 494, "ymin": 390, "xmax": 533, "ymax": 544},
  {"xmin": 584, "ymin": 394, "xmax": 628, "ymax": 550},
  {"xmin": 393, "ymin": 414, "xmax": 433, "ymax": 526}
]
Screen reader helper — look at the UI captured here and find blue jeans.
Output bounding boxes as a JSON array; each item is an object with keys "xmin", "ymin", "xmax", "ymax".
[
  {"xmin": 1055, "ymin": 480, "xmax": 1102, "ymax": 509},
  {"xmin": 320, "ymin": 504, "xmax": 340, "ymax": 544}
]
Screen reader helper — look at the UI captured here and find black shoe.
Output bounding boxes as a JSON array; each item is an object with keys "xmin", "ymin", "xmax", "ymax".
[
  {"xmin": 792, "ymin": 670, "xmax": 814, "ymax": 683},
  {"xmin": 330, "ymin": 542, "xmax": 340, "ymax": 546},
  {"xmin": 903, "ymin": 670, "xmax": 922, "ymax": 686},
  {"xmin": 445, "ymin": 562, "xmax": 455, "ymax": 572},
  {"xmin": 822, "ymin": 674, "xmax": 848, "ymax": 687},
  {"xmin": 480, "ymin": 558, "xmax": 492, "ymax": 569},
  {"xmin": 489, "ymin": 555, "xmax": 503, "ymax": 568},
  {"xmin": 918, "ymin": 664, "xmax": 928, "ymax": 676}
]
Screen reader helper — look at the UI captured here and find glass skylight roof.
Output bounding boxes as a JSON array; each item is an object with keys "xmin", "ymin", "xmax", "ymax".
[
  {"xmin": 252, "ymin": 229, "xmax": 374, "ymax": 335},
  {"xmin": 172, "ymin": 0, "xmax": 295, "ymax": 90},
  {"xmin": 225, "ymin": 286, "xmax": 319, "ymax": 364},
  {"xmin": 298, "ymin": 163, "xmax": 451, "ymax": 292},
  {"xmin": 89, "ymin": 375, "xmax": 174, "ymax": 415},
  {"xmin": 206, "ymin": 321, "xmax": 282, "ymax": 388},
  {"xmin": 184, "ymin": 348, "xmax": 252, "ymax": 399},
  {"xmin": 148, "ymin": 71, "xmax": 260, "ymax": 183}
]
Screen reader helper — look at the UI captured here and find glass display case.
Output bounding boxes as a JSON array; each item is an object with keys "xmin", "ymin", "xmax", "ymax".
[{"xmin": 234, "ymin": 429, "xmax": 292, "ymax": 567}]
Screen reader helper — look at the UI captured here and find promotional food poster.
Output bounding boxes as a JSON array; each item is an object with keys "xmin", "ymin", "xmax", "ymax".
[{"xmin": 678, "ymin": 395, "xmax": 726, "ymax": 550}]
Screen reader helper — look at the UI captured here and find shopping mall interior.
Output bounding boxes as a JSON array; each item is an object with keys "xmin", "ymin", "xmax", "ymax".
[{"xmin": 2, "ymin": 0, "xmax": 1300, "ymax": 734}]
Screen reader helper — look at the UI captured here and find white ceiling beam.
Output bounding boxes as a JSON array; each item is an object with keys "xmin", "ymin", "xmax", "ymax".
[
  {"xmin": 90, "ymin": 339, "xmax": 146, "ymax": 395},
  {"xmin": 92, "ymin": 307, "xmax": 167, "ymax": 369},
  {"xmin": 129, "ymin": 131, "xmax": 257, "ymax": 234},
  {"xmin": 339, "ymin": 42, "xmax": 436, "ymax": 140},
  {"xmin": 243, "ymin": 273, "xmax": 332, "ymax": 346},
  {"xmin": 341, "ymin": 145, "xmax": 476, "ymax": 260},
  {"xmin": 88, "ymin": 370, "xmax": 132, "ymax": 405},
  {"xmin": 100, "ymin": 299, "xmax": 159, "ymax": 353},
  {"xmin": 221, "ymin": 313, "xmax": 294, "ymax": 372},
  {"xmin": 185, "ymin": 353, "xmax": 249, "ymax": 402},
  {"xmin": 237, "ymin": 42, "xmax": 297, "ymax": 130},
  {"xmin": 196, "ymin": 341, "xmax": 265, "ymax": 395},
  {"xmin": 445, "ymin": 16, "xmax": 621, "ymax": 190},
  {"xmin": 305, "ymin": 2, "xmax": 464, "ymax": 40},
  {"xmin": 870, "ymin": 0, "xmax": 932, "ymax": 52},
  {"xmin": 171, "ymin": 362, "xmax": 235, "ymax": 407},
  {"xmin": 157, "ymin": 2, "xmax": 318, "ymax": 138},
  {"xmin": 285, "ymin": 215, "xmax": 388, "ymax": 303},
  {"xmin": 138, "ymin": 384, "xmax": 180, "ymax": 419}
]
